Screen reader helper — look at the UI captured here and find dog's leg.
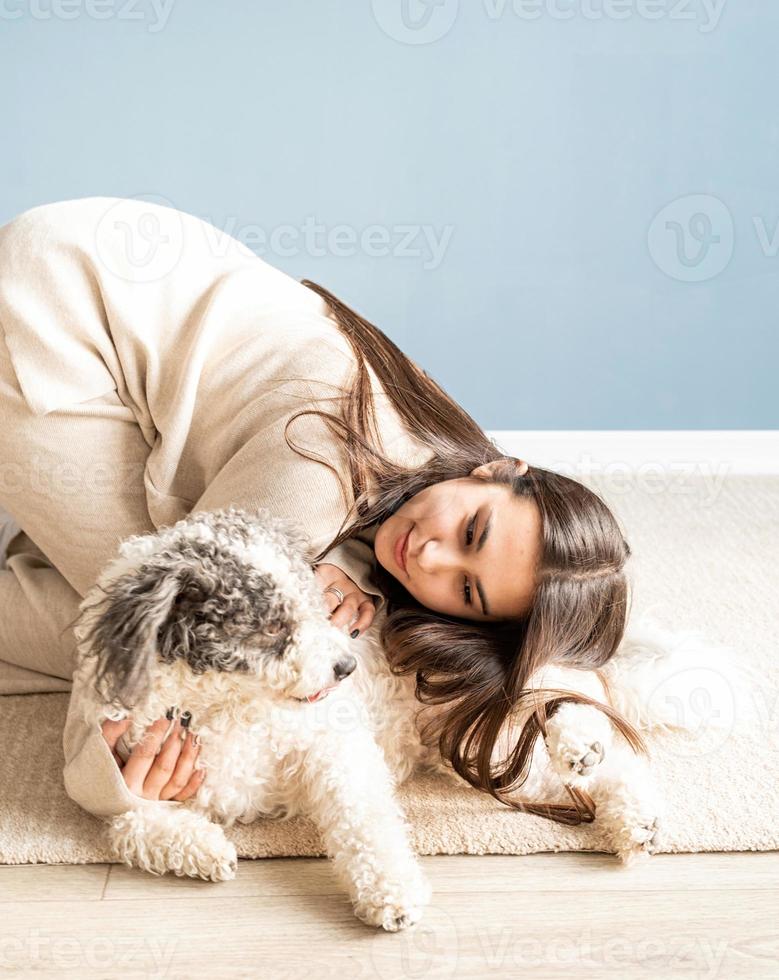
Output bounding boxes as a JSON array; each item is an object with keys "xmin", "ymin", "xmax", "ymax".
[
  {"xmin": 543, "ymin": 702, "xmax": 663, "ymax": 864},
  {"xmin": 544, "ymin": 702, "xmax": 613, "ymax": 785},
  {"xmin": 584, "ymin": 747, "xmax": 665, "ymax": 865},
  {"xmin": 300, "ymin": 730, "xmax": 431, "ymax": 932},
  {"xmin": 108, "ymin": 804, "xmax": 238, "ymax": 882}
]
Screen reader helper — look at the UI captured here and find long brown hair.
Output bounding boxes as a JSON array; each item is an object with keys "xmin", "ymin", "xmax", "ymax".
[{"xmin": 287, "ymin": 279, "xmax": 646, "ymax": 825}]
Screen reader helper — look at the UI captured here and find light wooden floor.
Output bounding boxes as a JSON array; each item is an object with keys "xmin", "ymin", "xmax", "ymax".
[{"xmin": 1, "ymin": 852, "xmax": 777, "ymax": 978}]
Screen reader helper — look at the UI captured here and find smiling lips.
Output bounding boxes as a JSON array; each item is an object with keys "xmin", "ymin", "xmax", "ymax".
[{"xmin": 395, "ymin": 525, "xmax": 410, "ymax": 574}]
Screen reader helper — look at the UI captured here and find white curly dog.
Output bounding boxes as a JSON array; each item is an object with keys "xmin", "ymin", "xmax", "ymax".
[{"xmin": 67, "ymin": 505, "xmax": 730, "ymax": 932}]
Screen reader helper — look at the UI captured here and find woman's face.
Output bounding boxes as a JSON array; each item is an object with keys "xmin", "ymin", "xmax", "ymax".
[{"xmin": 374, "ymin": 466, "xmax": 543, "ymax": 622}]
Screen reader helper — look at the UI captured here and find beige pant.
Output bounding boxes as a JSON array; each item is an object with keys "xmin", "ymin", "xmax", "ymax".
[{"xmin": 0, "ymin": 329, "xmax": 157, "ymax": 693}]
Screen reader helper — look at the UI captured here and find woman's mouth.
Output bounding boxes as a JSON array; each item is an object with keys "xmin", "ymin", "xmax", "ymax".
[{"xmin": 394, "ymin": 525, "xmax": 411, "ymax": 575}]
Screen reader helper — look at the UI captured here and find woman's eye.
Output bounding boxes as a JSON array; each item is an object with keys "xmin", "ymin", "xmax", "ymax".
[
  {"xmin": 462, "ymin": 513, "xmax": 477, "ymax": 606},
  {"xmin": 465, "ymin": 514, "xmax": 476, "ymax": 547}
]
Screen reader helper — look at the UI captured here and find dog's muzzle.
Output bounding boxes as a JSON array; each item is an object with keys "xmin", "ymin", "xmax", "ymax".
[{"xmin": 294, "ymin": 653, "xmax": 357, "ymax": 703}]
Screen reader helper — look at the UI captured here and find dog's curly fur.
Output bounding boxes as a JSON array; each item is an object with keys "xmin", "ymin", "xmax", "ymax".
[{"xmin": 69, "ymin": 505, "xmax": 705, "ymax": 931}]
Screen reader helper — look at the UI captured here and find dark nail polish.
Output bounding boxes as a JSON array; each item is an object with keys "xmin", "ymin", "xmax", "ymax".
[
  {"xmin": 180, "ymin": 711, "xmax": 192, "ymax": 728},
  {"xmin": 350, "ymin": 629, "xmax": 360, "ymax": 639},
  {"xmin": 165, "ymin": 706, "xmax": 177, "ymax": 720}
]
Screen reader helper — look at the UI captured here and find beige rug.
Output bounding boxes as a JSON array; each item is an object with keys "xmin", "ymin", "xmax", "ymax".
[{"xmin": 1, "ymin": 473, "xmax": 778, "ymax": 865}]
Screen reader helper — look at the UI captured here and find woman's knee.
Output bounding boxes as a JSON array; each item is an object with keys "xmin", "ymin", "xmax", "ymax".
[{"xmin": 0, "ymin": 549, "xmax": 81, "ymax": 680}]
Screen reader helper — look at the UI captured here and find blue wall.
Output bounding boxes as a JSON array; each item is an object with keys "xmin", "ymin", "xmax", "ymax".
[{"xmin": 1, "ymin": 1, "xmax": 776, "ymax": 429}]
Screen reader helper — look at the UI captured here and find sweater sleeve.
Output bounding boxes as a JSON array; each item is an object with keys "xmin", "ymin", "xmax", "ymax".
[
  {"xmin": 62, "ymin": 667, "xmax": 183, "ymax": 819},
  {"xmin": 317, "ymin": 535, "xmax": 386, "ymax": 615},
  {"xmin": 62, "ymin": 718, "xmax": 149, "ymax": 819},
  {"xmin": 185, "ymin": 333, "xmax": 392, "ymax": 610},
  {"xmin": 188, "ymin": 444, "xmax": 386, "ymax": 616}
]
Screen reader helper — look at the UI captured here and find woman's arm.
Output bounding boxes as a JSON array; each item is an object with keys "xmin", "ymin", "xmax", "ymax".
[{"xmin": 187, "ymin": 333, "xmax": 388, "ymax": 631}]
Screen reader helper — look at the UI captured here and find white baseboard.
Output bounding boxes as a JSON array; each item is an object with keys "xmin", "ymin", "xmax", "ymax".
[{"xmin": 486, "ymin": 431, "xmax": 779, "ymax": 477}]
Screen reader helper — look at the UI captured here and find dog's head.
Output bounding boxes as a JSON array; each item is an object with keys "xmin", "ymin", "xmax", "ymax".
[{"xmin": 74, "ymin": 506, "xmax": 357, "ymax": 710}]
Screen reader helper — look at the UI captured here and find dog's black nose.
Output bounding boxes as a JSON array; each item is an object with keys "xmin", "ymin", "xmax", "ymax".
[{"xmin": 333, "ymin": 654, "xmax": 357, "ymax": 681}]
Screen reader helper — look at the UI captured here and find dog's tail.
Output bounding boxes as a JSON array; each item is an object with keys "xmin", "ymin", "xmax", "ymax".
[{"xmin": 599, "ymin": 607, "xmax": 762, "ymax": 734}]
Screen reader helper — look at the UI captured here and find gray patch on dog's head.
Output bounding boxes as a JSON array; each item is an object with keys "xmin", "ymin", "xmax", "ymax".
[{"xmin": 159, "ymin": 536, "xmax": 293, "ymax": 670}]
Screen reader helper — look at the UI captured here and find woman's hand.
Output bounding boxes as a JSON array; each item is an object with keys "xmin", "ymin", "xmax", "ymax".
[
  {"xmin": 313, "ymin": 563, "xmax": 377, "ymax": 638},
  {"xmin": 100, "ymin": 713, "xmax": 205, "ymax": 802}
]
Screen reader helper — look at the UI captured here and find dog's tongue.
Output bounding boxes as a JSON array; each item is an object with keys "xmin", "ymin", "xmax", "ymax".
[{"xmin": 305, "ymin": 687, "xmax": 334, "ymax": 703}]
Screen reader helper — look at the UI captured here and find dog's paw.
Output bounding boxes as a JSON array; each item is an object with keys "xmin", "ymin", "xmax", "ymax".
[
  {"xmin": 592, "ymin": 764, "xmax": 665, "ymax": 866},
  {"xmin": 564, "ymin": 739, "xmax": 605, "ymax": 778},
  {"xmin": 544, "ymin": 703, "xmax": 612, "ymax": 784},
  {"xmin": 109, "ymin": 806, "xmax": 238, "ymax": 882},
  {"xmin": 354, "ymin": 873, "xmax": 432, "ymax": 932},
  {"xmin": 359, "ymin": 898, "xmax": 425, "ymax": 932},
  {"xmin": 615, "ymin": 813, "xmax": 663, "ymax": 867},
  {"xmin": 635, "ymin": 814, "xmax": 661, "ymax": 848},
  {"xmin": 184, "ymin": 835, "xmax": 238, "ymax": 882}
]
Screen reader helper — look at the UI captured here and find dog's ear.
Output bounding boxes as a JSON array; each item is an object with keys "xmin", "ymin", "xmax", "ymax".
[
  {"xmin": 157, "ymin": 562, "xmax": 293, "ymax": 672},
  {"xmin": 79, "ymin": 558, "xmax": 187, "ymax": 710}
]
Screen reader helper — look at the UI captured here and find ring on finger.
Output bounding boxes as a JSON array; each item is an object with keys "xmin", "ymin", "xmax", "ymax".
[{"xmin": 324, "ymin": 585, "xmax": 345, "ymax": 604}]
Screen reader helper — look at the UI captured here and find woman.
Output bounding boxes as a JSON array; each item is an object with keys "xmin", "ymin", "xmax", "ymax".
[{"xmin": 0, "ymin": 197, "xmax": 638, "ymax": 823}]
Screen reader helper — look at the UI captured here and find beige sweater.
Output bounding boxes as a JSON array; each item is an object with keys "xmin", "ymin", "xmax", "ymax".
[{"xmin": 0, "ymin": 197, "xmax": 434, "ymax": 817}]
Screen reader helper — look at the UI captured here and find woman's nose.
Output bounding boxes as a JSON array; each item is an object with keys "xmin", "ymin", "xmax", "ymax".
[{"xmin": 415, "ymin": 537, "xmax": 454, "ymax": 574}]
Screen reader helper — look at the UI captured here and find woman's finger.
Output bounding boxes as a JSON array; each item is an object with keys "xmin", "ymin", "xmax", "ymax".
[
  {"xmin": 100, "ymin": 717, "xmax": 132, "ymax": 768},
  {"xmin": 346, "ymin": 596, "xmax": 376, "ymax": 638},
  {"xmin": 327, "ymin": 591, "xmax": 362, "ymax": 631},
  {"xmin": 120, "ymin": 716, "xmax": 172, "ymax": 795},
  {"xmin": 171, "ymin": 761, "xmax": 206, "ymax": 802},
  {"xmin": 313, "ymin": 563, "xmax": 375, "ymax": 634},
  {"xmin": 159, "ymin": 730, "xmax": 201, "ymax": 801},
  {"xmin": 142, "ymin": 718, "xmax": 184, "ymax": 799}
]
